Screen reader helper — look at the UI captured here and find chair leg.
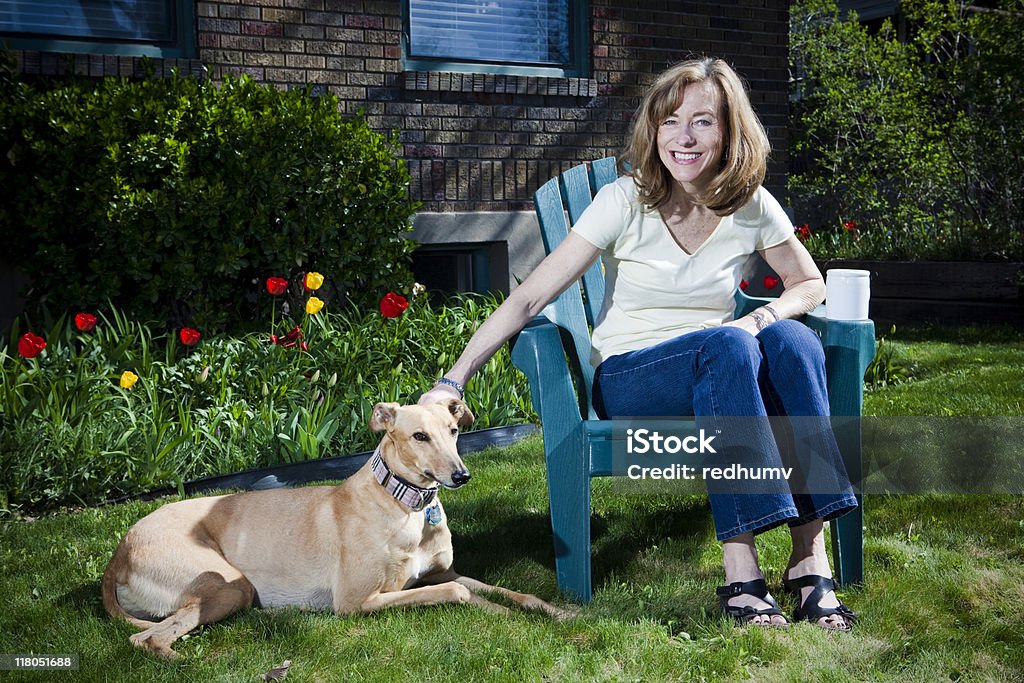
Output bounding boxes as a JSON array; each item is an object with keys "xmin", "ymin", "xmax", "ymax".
[
  {"xmin": 545, "ymin": 432, "xmax": 593, "ymax": 602},
  {"xmin": 830, "ymin": 496, "xmax": 864, "ymax": 587},
  {"xmin": 828, "ymin": 414, "xmax": 865, "ymax": 589}
]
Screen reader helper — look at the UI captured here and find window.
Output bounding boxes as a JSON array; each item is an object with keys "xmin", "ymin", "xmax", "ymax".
[
  {"xmin": 411, "ymin": 243, "xmax": 510, "ymax": 298},
  {"xmin": 0, "ymin": 0, "xmax": 194, "ymax": 58},
  {"xmin": 405, "ymin": 0, "xmax": 587, "ymax": 77}
]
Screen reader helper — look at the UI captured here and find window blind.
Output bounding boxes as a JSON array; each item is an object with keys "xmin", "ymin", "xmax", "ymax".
[
  {"xmin": 0, "ymin": 0, "xmax": 174, "ymax": 43},
  {"xmin": 408, "ymin": 0, "xmax": 570, "ymax": 66}
]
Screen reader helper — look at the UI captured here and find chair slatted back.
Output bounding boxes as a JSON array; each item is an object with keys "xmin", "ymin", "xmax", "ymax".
[
  {"xmin": 533, "ymin": 176, "xmax": 596, "ymax": 417},
  {"xmin": 532, "ymin": 158, "xmax": 621, "ymax": 419},
  {"xmin": 588, "ymin": 156, "xmax": 618, "ymax": 192},
  {"xmin": 558, "ymin": 163, "xmax": 611, "ymax": 327}
]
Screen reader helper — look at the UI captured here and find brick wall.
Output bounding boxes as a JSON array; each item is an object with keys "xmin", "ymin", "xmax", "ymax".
[{"xmin": 8, "ymin": 0, "xmax": 790, "ymax": 212}]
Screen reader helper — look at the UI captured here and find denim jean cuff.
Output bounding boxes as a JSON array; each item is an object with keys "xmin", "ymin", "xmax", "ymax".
[
  {"xmin": 786, "ymin": 496, "xmax": 859, "ymax": 529},
  {"xmin": 715, "ymin": 506, "xmax": 800, "ymax": 541}
]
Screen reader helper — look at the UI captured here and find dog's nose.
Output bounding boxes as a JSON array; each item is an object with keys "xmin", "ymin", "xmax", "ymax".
[{"xmin": 451, "ymin": 469, "xmax": 471, "ymax": 487}]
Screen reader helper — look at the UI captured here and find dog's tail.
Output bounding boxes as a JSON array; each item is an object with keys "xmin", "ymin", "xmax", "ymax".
[{"xmin": 101, "ymin": 542, "xmax": 159, "ymax": 630}]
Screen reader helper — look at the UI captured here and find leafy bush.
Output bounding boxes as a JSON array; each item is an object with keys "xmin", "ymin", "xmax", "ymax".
[
  {"xmin": 864, "ymin": 326, "xmax": 912, "ymax": 389},
  {"xmin": 789, "ymin": 0, "xmax": 1024, "ymax": 261},
  {"xmin": 0, "ymin": 63, "xmax": 418, "ymax": 331},
  {"xmin": 0, "ymin": 292, "xmax": 535, "ymax": 515}
]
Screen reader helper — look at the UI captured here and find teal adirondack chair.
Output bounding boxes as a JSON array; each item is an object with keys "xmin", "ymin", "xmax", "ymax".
[{"xmin": 509, "ymin": 157, "xmax": 876, "ymax": 602}]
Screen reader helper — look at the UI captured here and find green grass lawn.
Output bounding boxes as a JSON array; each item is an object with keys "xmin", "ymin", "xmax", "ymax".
[{"xmin": 1, "ymin": 325, "xmax": 1022, "ymax": 682}]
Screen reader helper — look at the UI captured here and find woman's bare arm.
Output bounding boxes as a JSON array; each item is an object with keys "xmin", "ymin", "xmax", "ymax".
[
  {"xmin": 419, "ymin": 232, "xmax": 602, "ymax": 403},
  {"xmin": 725, "ymin": 235, "xmax": 825, "ymax": 335}
]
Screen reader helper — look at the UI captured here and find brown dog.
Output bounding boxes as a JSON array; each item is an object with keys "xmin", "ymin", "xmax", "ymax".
[{"xmin": 102, "ymin": 399, "xmax": 570, "ymax": 658}]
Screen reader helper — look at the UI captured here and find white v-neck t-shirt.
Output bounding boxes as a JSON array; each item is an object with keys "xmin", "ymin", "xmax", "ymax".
[{"xmin": 570, "ymin": 177, "xmax": 793, "ymax": 367}]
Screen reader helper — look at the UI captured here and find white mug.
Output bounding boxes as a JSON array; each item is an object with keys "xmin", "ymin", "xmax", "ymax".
[{"xmin": 825, "ymin": 269, "xmax": 871, "ymax": 320}]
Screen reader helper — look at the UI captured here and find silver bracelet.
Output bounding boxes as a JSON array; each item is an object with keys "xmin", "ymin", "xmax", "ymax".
[
  {"xmin": 750, "ymin": 310, "xmax": 768, "ymax": 332},
  {"xmin": 434, "ymin": 377, "xmax": 465, "ymax": 398},
  {"xmin": 763, "ymin": 304, "xmax": 781, "ymax": 323}
]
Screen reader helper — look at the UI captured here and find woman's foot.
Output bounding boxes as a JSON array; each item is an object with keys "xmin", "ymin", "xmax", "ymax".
[
  {"xmin": 785, "ymin": 521, "xmax": 856, "ymax": 631},
  {"xmin": 782, "ymin": 574, "xmax": 856, "ymax": 631},
  {"xmin": 721, "ymin": 533, "xmax": 788, "ymax": 627},
  {"xmin": 717, "ymin": 578, "xmax": 788, "ymax": 627}
]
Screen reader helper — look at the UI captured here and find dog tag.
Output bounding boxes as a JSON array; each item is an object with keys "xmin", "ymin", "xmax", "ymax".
[{"xmin": 425, "ymin": 503, "xmax": 443, "ymax": 526}]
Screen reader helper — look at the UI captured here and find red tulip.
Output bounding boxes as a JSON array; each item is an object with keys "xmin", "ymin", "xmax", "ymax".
[
  {"xmin": 179, "ymin": 327, "xmax": 202, "ymax": 347},
  {"xmin": 763, "ymin": 275, "xmax": 780, "ymax": 290},
  {"xmin": 270, "ymin": 325, "xmax": 303, "ymax": 348},
  {"xmin": 380, "ymin": 292, "xmax": 409, "ymax": 318},
  {"xmin": 739, "ymin": 279, "xmax": 749, "ymax": 291},
  {"xmin": 266, "ymin": 276, "xmax": 288, "ymax": 296},
  {"xmin": 795, "ymin": 224, "xmax": 811, "ymax": 240},
  {"xmin": 18, "ymin": 332, "xmax": 46, "ymax": 359},
  {"xmin": 74, "ymin": 312, "xmax": 97, "ymax": 332},
  {"xmin": 842, "ymin": 220, "xmax": 858, "ymax": 231}
]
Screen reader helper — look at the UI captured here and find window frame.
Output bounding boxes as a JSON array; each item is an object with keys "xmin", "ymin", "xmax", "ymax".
[
  {"xmin": 402, "ymin": 0, "xmax": 589, "ymax": 79},
  {"xmin": 0, "ymin": 0, "xmax": 196, "ymax": 59}
]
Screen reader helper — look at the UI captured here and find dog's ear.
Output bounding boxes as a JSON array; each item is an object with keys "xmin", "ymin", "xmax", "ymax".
[
  {"xmin": 369, "ymin": 402, "xmax": 400, "ymax": 432},
  {"xmin": 444, "ymin": 398, "xmax": 475, "ymax": 427}
]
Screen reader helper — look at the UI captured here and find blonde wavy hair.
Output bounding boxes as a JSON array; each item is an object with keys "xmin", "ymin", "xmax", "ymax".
[{"xmin": 619, "ymin": 57, "xmax": 770, "ymax": 216}]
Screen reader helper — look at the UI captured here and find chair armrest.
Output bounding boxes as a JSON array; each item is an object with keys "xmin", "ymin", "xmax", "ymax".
[
  {"xmin": 510, "ymin": 316, "xmax": 586, "ymax": 437},
  {"xmin": 803, "ymin": 306, "xmax": 876, "ymax": 417},
  {"xmin": 738, "ymin": 291, "xmax": 876, "ymax": 416},
  {"xmin": 733, "ymin": 289, "xmax": 776, "ymax": 317}
]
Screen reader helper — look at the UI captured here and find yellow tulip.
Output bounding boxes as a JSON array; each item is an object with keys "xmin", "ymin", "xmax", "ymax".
[
  {"xmin": 120, "ymin": 371, "xmax": 139, "ymax": 389},
  {"xmin": 306, "ymin": 296, "xmax": 325, "ymax": 314},
  {"xmin": 304, "ymin": 271, "xmax": 325, "ymax": 291}
]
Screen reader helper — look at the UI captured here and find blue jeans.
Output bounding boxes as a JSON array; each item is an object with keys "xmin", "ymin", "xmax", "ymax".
[{"xmin": 593, "ymin": 320, "xmax": 858, "ymax": 541}]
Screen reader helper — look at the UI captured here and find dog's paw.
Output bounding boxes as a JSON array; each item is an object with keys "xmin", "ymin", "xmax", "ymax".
[
  {"xmin": 520, "ymin": 595, "xmax": 580, "ymax": 621},
  {"xmin": 550, "ymin": 604, "xmax": 582, "ymax": 621},
  {"xmin": 129, "ymin": 632, "xmax": 181, "ymax": 660}
]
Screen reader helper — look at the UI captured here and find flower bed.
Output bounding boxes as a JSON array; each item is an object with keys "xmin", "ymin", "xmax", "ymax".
[{"xmin": 0, "ymin": 277, "xmax": 534, "ymax": 515}]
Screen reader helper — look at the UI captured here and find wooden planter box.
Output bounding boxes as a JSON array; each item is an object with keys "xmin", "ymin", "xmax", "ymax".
[
  {"xmin": 816, "ymin": 260, "xmax": 1023, "ymax": 328},
  {"xmin": 743, "ymin": 257, "xmax": 1023, "ymax": 327}
]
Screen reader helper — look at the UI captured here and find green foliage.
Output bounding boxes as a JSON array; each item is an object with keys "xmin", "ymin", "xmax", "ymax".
[
  {"xmin": 864, "ymin": 326, "xmax": 911, "ymax": 389},
  {"xmin": 863, "ymin": 324, "xmax": 1024, "ymax": 416},
  {"xmin": 789, "ymin": 0, "xmax": 1024, "ymax": 260},
  {"xmin": 3, "ymin": 452, "xmax": 1024, "ymax": 679},
  {"xmin": 0, "ymin": 65, "xmax": 419, "ymax": 331},
  {"xmin": 0, "ymin": 293, "xmax": 535, "ymax": 515},
  {"xmin": 2, "ymin": 324, "xmax": 1023, "ymax": 678}
]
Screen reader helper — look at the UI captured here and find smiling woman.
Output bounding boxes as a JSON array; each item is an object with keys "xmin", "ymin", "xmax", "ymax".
[
  {"xmin": 418, "ymin": 56, "xmax": 858, "ymax": 631},
  {"xmin": 656, "ymin": 80, "xmax": 724, "ymax": 195},
  {"xmin": 621, "ymin": 59, "xmax": 771, "ymax": 216}
]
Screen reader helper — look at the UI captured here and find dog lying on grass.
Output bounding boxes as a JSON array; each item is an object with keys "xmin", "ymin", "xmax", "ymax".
[{"xmin": 102, "ymin": 398, "xmax": 571, "ymax": 658}]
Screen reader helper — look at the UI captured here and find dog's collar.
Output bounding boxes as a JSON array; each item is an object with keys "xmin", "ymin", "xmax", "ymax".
[{"xmin": 370, "ymin": 444, "xmax": 439, "ymax": 512}]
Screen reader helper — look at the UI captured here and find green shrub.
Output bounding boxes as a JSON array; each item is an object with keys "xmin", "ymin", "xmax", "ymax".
[
  {"xmin": 789, "ymin": 0, "xmax": 1024, "ymax": 261},
  {"xmin": 0, "ymin": 293, "xmax": 535, "ymax": 515},
  {"xmin": 864, "ymin": 326, "xmax": 912, "ymax": 389},
  {"xmin": 0, "ymin": 64, "xmax": 418, "ymax": 331}
]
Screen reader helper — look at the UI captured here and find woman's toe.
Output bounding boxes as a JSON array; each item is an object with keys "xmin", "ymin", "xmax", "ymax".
[{"xmin": 818, "ymin": 614, "xmax": 851, "ymax": 631}]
